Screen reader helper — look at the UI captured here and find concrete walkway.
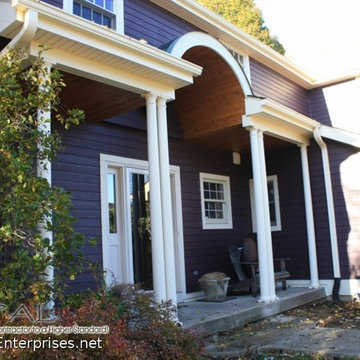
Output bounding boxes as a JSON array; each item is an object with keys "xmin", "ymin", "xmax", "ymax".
[
  {"xmin": 178, "ymin": 286, "xmax": 326, "ymax": 335},
  {"xmin": 204, "ymin": 313, "xmax": 360, "ymax": 359}
]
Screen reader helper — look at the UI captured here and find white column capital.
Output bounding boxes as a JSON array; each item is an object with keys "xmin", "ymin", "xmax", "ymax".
[{"xmin": 143, "ymin": 92, "xmax": 158, "ymax": 103}]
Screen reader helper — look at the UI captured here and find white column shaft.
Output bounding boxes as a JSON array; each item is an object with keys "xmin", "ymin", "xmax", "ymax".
[
  {"xmin": 157, "ymin": 97, "xmax": 177, "ymax": 306},
  {"xmin": 300, "ymin": 144, "xmax": 319, "ymax": 288},
  {"xmin": 145, "ymin": 93, "xmax": 167, "ymax": 302},
  {"xmin": 249, "ymin": 128, "xmax": 271, "ymax": 301},
  {"xmin": 257, "ymin": 130, "xmax": 277, "ymax": 301},
  {"xmin": 37, "ymin": 63, "xmax": 54, "ymax": 307}
]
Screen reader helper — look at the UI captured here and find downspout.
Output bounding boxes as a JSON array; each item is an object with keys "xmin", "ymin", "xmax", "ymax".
[
  {"xmin": 313, "ymin": 127, "xmax": 341, "ymax": 300},
  {"xmin": 1, "ymin": 8, "xmax": 38, "ymax": 55}
]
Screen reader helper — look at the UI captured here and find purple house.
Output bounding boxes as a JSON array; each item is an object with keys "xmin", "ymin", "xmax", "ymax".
[{"xmin": 1, "ymin": 0, "xmax": 359, "ymax": 305}]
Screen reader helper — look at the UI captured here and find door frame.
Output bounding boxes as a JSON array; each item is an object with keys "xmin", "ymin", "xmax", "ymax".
[{"xmin": 100, "ymin": 154, "xmax": 186, "ymax": 301}]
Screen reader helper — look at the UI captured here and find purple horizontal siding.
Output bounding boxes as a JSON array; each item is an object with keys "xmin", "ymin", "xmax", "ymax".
[
  {"xmin": 124, "ymin": 0, "xmax": 197, "ymax": 47},
  {"xmin": 265, "ymin": 145, "xmax": 309, "ymax": 279},
  {"xmin": 308, "ymin": 87, "xmax": 332, "ymax": 126},
  {"xmin": 53, "ymin": 115, "xmax": 252, "ymax": 293},
  {"xmin": 307, "ymin": 139, "xmax": 354, "ymax": 280},
  {"xmin": 250, "ymin": 59, "xmax": 310, "ymax": 116}
]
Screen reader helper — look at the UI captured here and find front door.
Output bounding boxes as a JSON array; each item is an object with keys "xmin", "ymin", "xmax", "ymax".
[{"xmin": 100, "ymin": 155, "xmax": 186, "ymax": 301}]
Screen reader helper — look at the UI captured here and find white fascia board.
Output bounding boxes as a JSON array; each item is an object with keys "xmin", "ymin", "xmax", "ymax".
[
  {"xmin": 243, "ymin": 97, "xmax": 319, "ymax": 145},
  {"xmin": 319, "ymin": 125, "xmax": 360, "ymax": 149},
  {"xmin": 11, "ymin": 0, "xmax": 202, "ymax": 91}
]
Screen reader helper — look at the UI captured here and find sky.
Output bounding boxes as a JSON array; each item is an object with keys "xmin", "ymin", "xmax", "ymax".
[{"xmin": 253, "ymin": 0, "xmax": 360, "ymax": 78}]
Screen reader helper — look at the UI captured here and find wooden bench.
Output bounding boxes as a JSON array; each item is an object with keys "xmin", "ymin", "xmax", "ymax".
[
  {"xmin": 229, "ymin": 241, "xmax": 290, "ymax": 297},
  {"xmin": 239, "ymin": 257, "xmax": 290, "ymax": 297}
]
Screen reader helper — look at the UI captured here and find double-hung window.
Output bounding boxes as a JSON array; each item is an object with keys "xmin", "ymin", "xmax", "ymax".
[
  {"xmin": 249, "ymin": 175, "xmax": 281, "ymax": 232},
  {"xmin": 72, "ymin": 0, "xmax": 118, "ymax": 29},
  {"xmin": 200, "ymin": 173, "xmax": 233, "ymax": 230}
]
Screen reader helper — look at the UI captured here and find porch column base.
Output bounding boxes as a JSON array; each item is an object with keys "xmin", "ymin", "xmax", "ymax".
[{"xmin": 257, "ymin": 295, "xmax": 279, "ymax": 304}]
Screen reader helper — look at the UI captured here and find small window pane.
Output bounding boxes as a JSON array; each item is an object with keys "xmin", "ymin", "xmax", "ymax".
[
  {"xmin": 108, "ymin": 173, "xmax": 117, "ymax": 233},
  {"xmin": 83, "ymin": 6, "xmax": 91, "ymax": 20},
  {"xmin": 105, "ymin": 0, "xmax": 113, "ymax": 11},
  {"xmin": 73, "ymin": 2, "xmax": 81, "ymax": 15},
  {"xmin": 93, "ymin": 11, "xmax": 102, "ymax": 24},
  {"xmin": 95, "ymin": 0, "xmax": 104, "ymax": 7},
  {"xmin": 103, "ymin": 15, "xmax": 111, "ymax": 27}
]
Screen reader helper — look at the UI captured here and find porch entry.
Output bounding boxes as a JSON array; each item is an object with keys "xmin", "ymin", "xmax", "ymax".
[{"xmin": 100, "ymin": 154, "xmax": 186, "ymax": 302}]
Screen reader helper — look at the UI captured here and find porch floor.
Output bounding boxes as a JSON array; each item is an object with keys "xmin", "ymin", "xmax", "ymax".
[{"xmin": 178, "ymin": 286, "xmax": 327, "ymax": 335}]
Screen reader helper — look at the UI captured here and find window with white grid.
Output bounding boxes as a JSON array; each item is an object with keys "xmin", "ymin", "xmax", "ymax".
[{"xmin": 200, "ymin": 173, "xmax": 233, "ymax": 229}]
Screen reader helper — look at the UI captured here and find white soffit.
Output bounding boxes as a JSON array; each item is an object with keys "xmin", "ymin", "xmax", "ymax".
[{"xmin": 2, "ymin": 0, "xmax": 202, "ymax": 97}]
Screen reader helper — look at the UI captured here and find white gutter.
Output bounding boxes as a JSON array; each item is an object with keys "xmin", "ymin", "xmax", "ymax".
[
  {"xmin": 0, "ymin": 7, "xmax": 38, "ymax": 54},
  {"xmin": 313, "ymin": 128, "xmax": 341, "ymax": 280}
]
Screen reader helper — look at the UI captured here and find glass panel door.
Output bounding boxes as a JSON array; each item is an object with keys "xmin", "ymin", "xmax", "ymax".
[{"xmin": 128, "ymin": 170, "xmax": 153, "ymax": 290}]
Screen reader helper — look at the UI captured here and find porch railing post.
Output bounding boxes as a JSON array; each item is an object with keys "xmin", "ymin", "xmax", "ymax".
[
  {"xmin": 145, "ymin": 93, "xmax": 167, "ymax": 302},
  {"xmin": 299, "ymin": 144, "xmax": 320, "ymax": 288},
  {"xmin": 157, "ymin": 96, "xmax": 177, "ymax": 307}
]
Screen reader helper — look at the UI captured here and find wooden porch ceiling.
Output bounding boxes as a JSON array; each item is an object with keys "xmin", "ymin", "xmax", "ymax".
[
  {"xmin": 174, "ymin": 46, "xmax": 245, "ymax": 141},
  {"xmin": 59, "ymin": 72, "xmax": 145, "ymax": 123}
]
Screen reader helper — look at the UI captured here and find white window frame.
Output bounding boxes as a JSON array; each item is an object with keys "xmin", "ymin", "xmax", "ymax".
[
  {"xmin": 249, "ymin": 175, "xmax": 281, "ymax": 232},
  {"xmin": 225, "ymin": 45, "xmax": 251, "ymax": 82},
  {"xmin": 199, "ymin": 173, "xmax": 233, "ymax": 230},
  {"xmin": 63, "ymin": 0, "xmax": 124, "ymax": 33}
]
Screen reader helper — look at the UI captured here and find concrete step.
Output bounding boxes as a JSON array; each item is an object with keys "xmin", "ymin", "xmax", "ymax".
[{"xmin": 179, "ymin": 287, "xmax": 327, "ymax": 336}]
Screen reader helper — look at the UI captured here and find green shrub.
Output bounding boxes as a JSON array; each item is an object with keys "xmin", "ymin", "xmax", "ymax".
[
  {"xmin": 0, "ymin": 285, "xmax": 204, "ymax": 359},
  {"xmin": 0, "ymin": 47, "xmax": 86, "ymax": 309}
]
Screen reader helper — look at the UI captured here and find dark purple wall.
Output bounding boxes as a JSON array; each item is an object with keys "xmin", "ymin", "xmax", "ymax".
[
  {"xmin": 308, "ymin": 87, "xmax": 332, "ymax": 126},
  {"xmin": 264, "ymin": 145, "xmax": 310, "ymax": 279},
  {"xmin": 53, "ymin": 110, "xmax": 252, "ymax": 293},
  {"xmin": 250, "ymin": 59, "xmax": 310, "ymax": 116},
  {"xmin": 124, "ymin": 0, "xmax": 197, "ymax": 47}
]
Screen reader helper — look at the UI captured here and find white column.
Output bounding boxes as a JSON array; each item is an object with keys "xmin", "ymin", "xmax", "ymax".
[
  {"xmin": 249, "ymin": 127, "xmax": 273, "ymax": 302},
  {"xmin": 145, "ymin": 93, "xmax": 167, "ymax": 302},
  {"xmin": 257, "ymin": 130, "xmax": 277, "ymax": 301},
  {"xmin": 157, "ymin": 97, "xmax": 177, "ymax": 306},
  {"xmin": 299, "ymin": 144, "xmax": 320, "ymax": 288},
  {"xmin": 37, "ymin": 62, "xmax": 54, "ymax": 310}
]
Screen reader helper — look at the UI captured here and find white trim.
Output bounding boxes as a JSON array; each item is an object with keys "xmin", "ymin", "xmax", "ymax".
[
  {"xmin": 99, "ymin": 154, "xmax": 186, "ymax": 301},
  {"xmin": 151, "ymin": 0, "xmax": 359, "ymax": 88},
  {"xmin": 199, "ymin": 172, "xmax": 233, "ymax": 230},
  {"xmin": 2, "ymin": 0, "xmax": 202, "ymax": 98},
  {"xmin": 243, "ymin": 97, "xmax": 319, "ymax": 145},
  {"xmin": 168, "ymin": 31, "xmax": 252, "ymax": 97},
  {"xmin": 288, "ymin": 279, "xmax": 360, "ymax": 298},
  {"xmin": 249, "ymin": 175, "xmax": 281, "ymax": 232},
  {"xmin": 320, "ymin": 125, "xmax": 360, "ymax": 149}
]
